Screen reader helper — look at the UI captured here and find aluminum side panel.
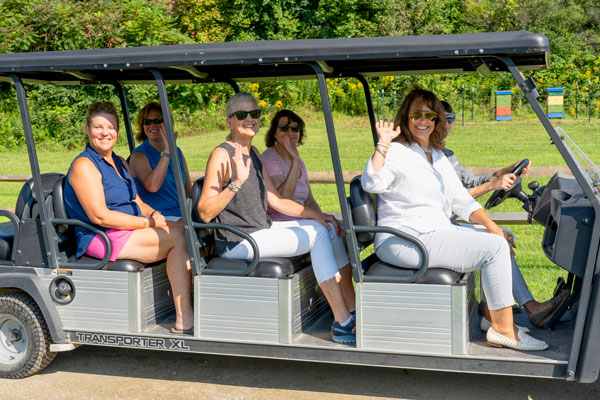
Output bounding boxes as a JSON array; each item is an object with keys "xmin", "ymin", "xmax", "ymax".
[{"xmin": 196, "ymin": 275, "xmax": 279, "ymax": 343}]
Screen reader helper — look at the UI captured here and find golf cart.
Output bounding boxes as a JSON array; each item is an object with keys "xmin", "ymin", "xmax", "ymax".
[{"xmin": 0, "ymin": 31, "xmax": 599, "ymax": 383}]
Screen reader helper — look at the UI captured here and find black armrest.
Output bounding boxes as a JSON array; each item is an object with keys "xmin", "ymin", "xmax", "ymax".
[
  {"xmin": 191, "ymin": 221, "xmax": 260, "ymax": 276},
  {"xmin": 0, "ymin": 209, "xmax": 20, "ymax": 261},
  {"xmin": 354, "ymin": 225, "xmax": 429, "ymax": 283},
  {"xmin": 51, "ymin": 218, "xmax": 112, "ymax": 269}
]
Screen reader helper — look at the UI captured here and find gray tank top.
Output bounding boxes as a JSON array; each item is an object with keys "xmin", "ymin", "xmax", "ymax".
[{"xmin": 214, "ymin": 142, "xmax": 271, "ymax": 255}]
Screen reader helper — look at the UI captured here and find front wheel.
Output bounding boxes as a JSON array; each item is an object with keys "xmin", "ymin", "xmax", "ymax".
[{"xmin": 0, "ymin": 293, "xmax": 56, "ymax": 378}]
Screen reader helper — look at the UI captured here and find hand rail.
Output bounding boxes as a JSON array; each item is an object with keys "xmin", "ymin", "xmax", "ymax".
[
  {"xmin": 191, "ymin": 222, "xmax": 260, "ymax": 276},
  {"xmin": 0, "ymin": 209, "xmax": 20, "ymax": 262},
  {"xmin": 354, "ymin": 225, "xmax": 429, "ymax": 283},
  {"xmin": 51, "ymin": 218, "xmax": 111, "ymax": 269}
]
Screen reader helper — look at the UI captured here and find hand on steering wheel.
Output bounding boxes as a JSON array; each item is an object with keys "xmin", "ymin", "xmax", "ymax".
[{"xmin": 484, "ymin": 159, "xmax": 529, "ymax": 210}]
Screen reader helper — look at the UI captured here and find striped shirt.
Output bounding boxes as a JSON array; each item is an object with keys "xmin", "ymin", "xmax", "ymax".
[{"xmin": 261, "ymin": 147, "xmax": 310, "ymax": 221}]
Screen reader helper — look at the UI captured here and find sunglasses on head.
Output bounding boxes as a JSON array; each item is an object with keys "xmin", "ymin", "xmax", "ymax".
[
  {"xmin": 229, "ymin": 109, "xmax": 261, "ymax": 120},
  {"xmin": 278, "ymin": 124, "xmax": 300, "ymax": 133},
  {"xmin": 446, "ymin": 113, "xmax": 456, "ymax": 124},
  {"xmin": 408, "ymin": 111, "xmax": 438, "ymax": 121},
  {"xmin": 142, "ymin": 117, "xmax": 164, "ymax": 126}
]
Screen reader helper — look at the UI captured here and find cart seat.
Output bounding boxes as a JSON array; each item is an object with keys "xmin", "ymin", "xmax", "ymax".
[
  {"xmin": 349, "ymin": 176, "xmax": 461, "ymax": 284},
  {"xmin": 0, "ymin": 173, "xmax": 65, "ymax": 262},
  {"xmin": 365, "ymin": 262, "xmax": 461, "ymax": 284},
  {"xmin": 52, "ymin": 176, "xmax": 155, "ymax": 272},
  {"xmin": 192, "ymin": 178, "xmax": 311, "ymax": 279}
]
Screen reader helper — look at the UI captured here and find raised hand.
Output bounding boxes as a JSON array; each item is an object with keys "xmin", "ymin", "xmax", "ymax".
[
  {"xmin": 375, "ymin": 119, "xmax": 401, "ymax": 146},
  {"xmin": 232, "ymin": 143, "xmax": 251, "ymax": 186},
  {"xmin": 281, "ymin": 136, "xmax": 300, "ymax": 161}
]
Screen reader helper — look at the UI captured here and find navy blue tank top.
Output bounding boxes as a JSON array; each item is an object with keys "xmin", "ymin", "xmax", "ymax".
[
  {"xmin": 64, "ymin": 144, "xmax": 141, "ymax": 258},
  {"xmin": 130, "ymin": 140, "xmax": 186, "ymax": 218}
]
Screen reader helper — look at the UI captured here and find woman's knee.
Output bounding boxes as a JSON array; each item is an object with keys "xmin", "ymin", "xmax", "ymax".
[{"xmin": 486, "ymin": 234, "xmax": 511, "ymax": 258}]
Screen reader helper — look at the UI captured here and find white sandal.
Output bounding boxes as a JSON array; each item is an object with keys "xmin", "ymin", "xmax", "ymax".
[
  {"xmin": 486, "ymin": 327, "xmax": 548, "ymax": 351},
  {"xmin": 480, "ymin": 316, "xmax": 531, "ymax": 333}
]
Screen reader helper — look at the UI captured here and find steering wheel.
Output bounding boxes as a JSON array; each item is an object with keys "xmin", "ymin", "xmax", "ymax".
[{"xmin": 484, "ymin": 159, "xmax": 529, "ymax": 210}]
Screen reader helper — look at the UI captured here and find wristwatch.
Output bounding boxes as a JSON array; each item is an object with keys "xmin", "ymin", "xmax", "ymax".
[
  {"xmin": 227, "ymin": 182, "xmax": 241, "ymax": 192},
  {"xmin": 160, "ymin": 151, "xmax": 170, "ymax": 159}
]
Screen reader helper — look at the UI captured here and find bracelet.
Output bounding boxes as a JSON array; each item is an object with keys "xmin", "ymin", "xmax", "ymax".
[
  {"xmin": 160, "ymin": 151, "xmax": 170, "ymax": 159},
  {"xmin": 375, "ymin": 147, "xmax": 387, "ymax": 157},
  {"xmin": 143, "ymin": 217, "xmax": 149, "ymax": 228},
  {"xmin": 227, "ymin": 182, "xmax": 241, "ymax": 192},
  {"xmin": 150, "ymin": 210, "xmax": 159, "ymax": 218},
  {"xmin": 376, "ymin": 142, "xmax": 390, "ymax": 148}
]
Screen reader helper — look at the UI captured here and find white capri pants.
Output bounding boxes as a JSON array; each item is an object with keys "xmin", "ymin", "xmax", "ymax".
[
  {"xmin": 375, "ymin": 224, "xmax": 514, "ymax": 311},
  {"xmin": 456, "ymin": 223, "xmax": 534, "ymax": 306},
  {"xmin": 221, "ymin": 219, "xmax": 349, "ymax": 284}
]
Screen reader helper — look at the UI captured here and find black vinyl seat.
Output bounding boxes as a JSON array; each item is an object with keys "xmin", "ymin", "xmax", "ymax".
[
  {"xmin": 349, "ymin": 176, "xmax": 461, "ymax": 284},
  {"xmin": 52, "ymin": 176, "xmax": 148, "ymax": 272},
  {"xmin": 0, "ymin": 173, "xmax": 64, "ymax": 262},
  {"xmin": 192, "ymin": 177, "xmax": 311, "ymax": 278}
]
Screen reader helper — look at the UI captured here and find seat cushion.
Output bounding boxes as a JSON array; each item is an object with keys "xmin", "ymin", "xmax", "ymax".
[
  {"xmin": 366, "ymin": 262, "xmax": 461, "ymax": 284},
  {"xmin": 69, "ymin": 255, "xmax": 147, "ymax": 272},
  {"xmin": 206, "ymin": 254, "xmax": 311, "ymax": 278}
]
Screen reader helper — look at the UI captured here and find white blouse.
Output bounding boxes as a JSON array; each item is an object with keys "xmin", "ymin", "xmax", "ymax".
[{"xmin": 361, "ymin": 142, "xmax": 482, "ymax": 249}]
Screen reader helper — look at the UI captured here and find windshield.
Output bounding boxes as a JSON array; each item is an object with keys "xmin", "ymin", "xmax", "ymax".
[{"xmin": 557, "ymin": 126, "xmax": 600, "ymax": 190}]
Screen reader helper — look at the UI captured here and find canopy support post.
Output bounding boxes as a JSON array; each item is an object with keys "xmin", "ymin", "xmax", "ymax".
[
  {"xmin": 112, "ymin": 82, "xmax": 135, "ymax": 153},
  {"xmin": 150, "ymin": 69, "xmax": 204, "ymax": 275},
  {"xmin": 307, "ymin": 63, "xmax": 363, "ymax": 283},
  {"xmin": 10, "ymin": 74, "xmax": 58, "ymax": 269}
]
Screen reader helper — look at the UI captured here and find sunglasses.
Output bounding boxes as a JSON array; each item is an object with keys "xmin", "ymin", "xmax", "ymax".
[
  {"xmin": 408, "ymin": 111, "xmax": 438, "ymax": 121},
  {"xmin": 446, "ymin": 113, "xmax": 456, "ymax": 124},
  {"xmin": 278, "ymin": 124, "xmax": 300, "ymax": 133},
  {"xmin": 142, "ymin": 117, "xmax": 164, "ymax": 126},
  {"xmin": 229, "ymin": 109, "xmax": 261, "ymax": 120}
]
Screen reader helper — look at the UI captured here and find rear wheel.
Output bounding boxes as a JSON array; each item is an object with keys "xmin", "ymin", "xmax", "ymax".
[{"xmin": 0, "ymin": 293, "xmax": 56, "ymax": 378}]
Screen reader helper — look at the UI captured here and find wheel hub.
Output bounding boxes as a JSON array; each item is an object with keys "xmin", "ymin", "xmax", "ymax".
[
  {"xmin": 8, "ymin": 328, "xmax": 22, "ymax": 342},
  {"xmin": 0, "ymin": 315, "xmax": 28, "ymax": 365}
]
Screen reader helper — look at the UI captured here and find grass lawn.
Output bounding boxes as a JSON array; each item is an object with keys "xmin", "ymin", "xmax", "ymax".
[{"xmin": 2, "ymin": 115, "xmax": 597, "ymax": 301}]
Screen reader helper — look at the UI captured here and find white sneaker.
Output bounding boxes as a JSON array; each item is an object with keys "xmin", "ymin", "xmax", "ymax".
[
  {"xmin": 486, "ymin": 327, "xmax": 548, "ymax": 351},
  {"xmin": 480, "ymin": 317, "xmax": 531, "ymax": 333}
]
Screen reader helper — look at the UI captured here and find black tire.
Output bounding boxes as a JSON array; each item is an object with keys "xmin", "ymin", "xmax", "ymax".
[{"xmin": 0, "ymin": 292, "xmax": 56, "ymax": 378}]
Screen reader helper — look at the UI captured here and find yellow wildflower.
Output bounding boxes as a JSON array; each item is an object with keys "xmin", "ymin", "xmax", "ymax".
[{"xmin": 275, "ymin": 100, "xmax": 283, "ymax": 108}]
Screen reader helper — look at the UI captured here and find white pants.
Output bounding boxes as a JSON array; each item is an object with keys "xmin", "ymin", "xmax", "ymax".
[
  {"xmin": 376, "ymin": 225, "xmax": 514, "ymax": 311},
  {"xmin": 221, "ymin": 219, "xmax": 349, "ymax": 284},
  {"xmin": 456, "ymin": 223, "xmax": 534, "ymax": 306}
]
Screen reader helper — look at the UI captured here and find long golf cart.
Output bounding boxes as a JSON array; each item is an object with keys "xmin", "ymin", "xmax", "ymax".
[{"xmin": 0, "ymin": 31, "xmax": 599, "ymax": 382}]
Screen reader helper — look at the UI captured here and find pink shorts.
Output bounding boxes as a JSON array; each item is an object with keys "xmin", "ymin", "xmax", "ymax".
[{"xmin": 85, "ymin": 229, "xmax": 134, "ymax": 262}]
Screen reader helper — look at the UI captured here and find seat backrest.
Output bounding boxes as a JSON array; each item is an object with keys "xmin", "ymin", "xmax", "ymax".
[
  {"xmin": 191, "ymin": 177, "xmax": 213, "ymax": 246},
  {"xmin": 349, "ymin": 176, "xmax": 376, "ymax": 246},
  {"xmin": 52, "ymin": 176, "xmax": 72, "ymax": 236},
  {"xmin": 15, "ymin": 173, "xmax": 64, "ymax": 220}
]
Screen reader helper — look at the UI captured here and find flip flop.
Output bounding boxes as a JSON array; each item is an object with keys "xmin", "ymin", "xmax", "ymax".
[{"xmin": 170, "ymin": 327, "xmax": 194, "ymax": 335}]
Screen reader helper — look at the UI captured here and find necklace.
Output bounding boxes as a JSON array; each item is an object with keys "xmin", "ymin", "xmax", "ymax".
[{"xmin": 420, "ymin": 146, "xmax": 432, "ymax": 154}]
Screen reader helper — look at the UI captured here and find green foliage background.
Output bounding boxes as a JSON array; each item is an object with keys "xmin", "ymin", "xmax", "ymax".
[{"xmin": 0, "ymin": 0, "xmax": 599, "ymax": 149}]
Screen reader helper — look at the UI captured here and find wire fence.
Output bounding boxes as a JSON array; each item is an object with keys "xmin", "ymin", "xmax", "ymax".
[{"xmin": 373, "ymin": 85, "xmax": 599, "ymax": 123}]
